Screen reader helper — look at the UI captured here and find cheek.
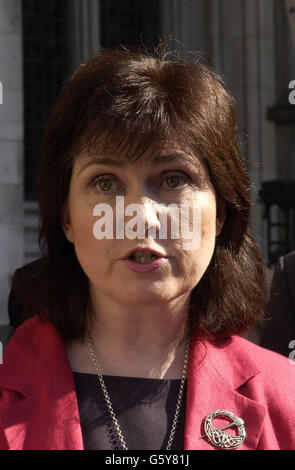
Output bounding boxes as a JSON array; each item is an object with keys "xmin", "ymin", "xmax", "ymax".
[
  {"xmin": 201, "ymin": 209, "xmax": 217, "ymax": 243},
  {"xmin": 199, "ymin": 200, "xmax": 217, "ymax": 262},
  {"xmin": 68, "ymin": 200, "xmax": 106, "ymax": 270},
  {"xmin": 71, "ymin": 208, "xmax": 94, "ymax": 246},
  {"xmin": 181, "ymin": 193, "xmax": 217, "ymax": 245},
  {"xmin": 178, "ymin": 196, "xmax": 217, "ymax": 279}
]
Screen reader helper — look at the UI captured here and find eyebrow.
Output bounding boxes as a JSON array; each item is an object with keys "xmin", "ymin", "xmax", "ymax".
[{"xmin": 78, "ymin": 152, "xmax": 199, "ymax": 175}]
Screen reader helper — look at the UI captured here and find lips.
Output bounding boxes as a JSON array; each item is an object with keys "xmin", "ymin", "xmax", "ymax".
[
  {"xmin": 122, "ymin": 255, "xmax": 167, "ymax": 273},
  {"xmin": 122, "ymin": 247, "xmax": 167, "ymax": 260},
  {"xmin": 120, "ymin": 247, "xmax": 168, "ymax": 273}
]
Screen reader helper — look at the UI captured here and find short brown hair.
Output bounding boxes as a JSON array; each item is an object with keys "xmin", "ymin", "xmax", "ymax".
[{"xmin": 13, "ymin": 44, "xmax": 265, "ymax": 341}]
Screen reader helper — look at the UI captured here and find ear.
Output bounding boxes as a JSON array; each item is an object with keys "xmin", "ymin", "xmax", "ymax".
[
  {"xmin": 61, "ymin": 203, "xmax": 74, "ymax": 244},
  {"xmin": 216, "ymin": 198, "xmax": 227, "ymax": 237}
]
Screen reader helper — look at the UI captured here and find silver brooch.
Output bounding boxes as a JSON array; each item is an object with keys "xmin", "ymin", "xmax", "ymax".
[{"xmin": 202, "ymin": 409, "xmax": 246, "ymax": 449}]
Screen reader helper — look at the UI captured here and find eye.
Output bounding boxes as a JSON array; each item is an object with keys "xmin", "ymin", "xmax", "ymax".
[
  {"xmin": 162, "ymin": 173, "xmax": 191, "ymax": 189},
  {"xmin": 93, "ymin": 175, "xmax": 120, "ymax": 192}
]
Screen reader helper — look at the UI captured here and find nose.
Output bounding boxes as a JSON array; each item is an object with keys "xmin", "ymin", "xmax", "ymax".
[
  {"xmin": 142, "ymin": 200, "xmax": 162, "ymax": 238},
  {"xmin": 125, "ymin": 197, "xmax": 162, "ymax": 239}
]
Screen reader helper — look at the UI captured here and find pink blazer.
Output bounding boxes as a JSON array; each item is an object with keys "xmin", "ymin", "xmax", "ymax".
[{"xmin": 0, "ymin": 316, "xmax": 295, "ymax": 450}]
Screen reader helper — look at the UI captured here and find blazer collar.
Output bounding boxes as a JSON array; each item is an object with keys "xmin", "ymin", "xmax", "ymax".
[
  {"xmin": 0, "ymin": 317, "xmax": 266, "ymax": 450},
  {"xmin": 184, "ymin": 334, "xmax": 266, "ymax": 450}
]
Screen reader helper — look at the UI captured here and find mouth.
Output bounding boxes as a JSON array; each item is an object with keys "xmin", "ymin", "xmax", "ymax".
[{"xmin": 123, "ymin": 248, "xmax": 167, "ymax": 264}]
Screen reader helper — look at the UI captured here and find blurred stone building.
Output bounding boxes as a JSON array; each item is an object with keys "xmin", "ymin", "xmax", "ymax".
[{"xmin": 0, "ymin": 0, "xmax": 294, "ymax": 323}]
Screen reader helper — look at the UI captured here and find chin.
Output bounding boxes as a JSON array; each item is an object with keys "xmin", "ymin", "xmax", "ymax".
[{"xmin": 122, "ymin": 281, "xmax": 181, "ymax": 304}]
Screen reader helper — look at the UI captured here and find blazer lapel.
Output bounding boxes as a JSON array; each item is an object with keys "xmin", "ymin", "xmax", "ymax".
[{"xmin": 184, "ymin": 335, "xmax": 266, "ymax": 450}]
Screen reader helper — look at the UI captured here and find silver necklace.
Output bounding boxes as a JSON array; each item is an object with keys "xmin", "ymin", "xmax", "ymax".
[{"xmin": 85, "ymin": 322, "xmax": 190, "ymax": 450}]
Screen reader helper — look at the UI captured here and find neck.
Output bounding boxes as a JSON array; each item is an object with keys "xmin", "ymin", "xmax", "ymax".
[{"xmin": 82, "ymin": 290, "xmax": 191, "ymax": 379}]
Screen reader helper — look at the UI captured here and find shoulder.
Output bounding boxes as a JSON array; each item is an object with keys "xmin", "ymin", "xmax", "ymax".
[
  {"xmin": 230, "ymin": 335, "xmax": 294, "ymax": 368},
  {"xmin": 202, "ymin": 333, "xmax": 295, "ymax": 392},
  {"xmin": 211, "ymin": 335, "xmax": 295, "ymax": 418},
  {"xmin": 2, "ymin": 313, "xmax": 64, "ymax": 361},
  {"xmin": 5, "ymin": 314, "xmax": 57, "ymax": 345},
  {"xmin": 3, "ymin": 315, "xmax": 58, "ymax": 360},
  {"xmin": 0, "ymin": 315, "xmax": 67, "ymax": 394},
  {"xmin": 192, "ymin": 331, "xmax": 295, "ymax": 390},
  {"xmin": 229, "ymin": 335, "xmax": 295, "ymax": 393}
]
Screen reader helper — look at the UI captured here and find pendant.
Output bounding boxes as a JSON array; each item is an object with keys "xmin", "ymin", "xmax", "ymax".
[{"xmin": 203, "ymin": 409, "xmax": 246, "ymax": 449}]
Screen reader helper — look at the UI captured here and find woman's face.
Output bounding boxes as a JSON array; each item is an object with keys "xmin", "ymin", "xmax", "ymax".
[{"xmin": 62, "ymin": 142, "xmax": 226, "ymax": 308}]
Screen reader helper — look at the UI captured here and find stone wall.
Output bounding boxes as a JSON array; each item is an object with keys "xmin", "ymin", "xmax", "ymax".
[{"xmin": 0, "ymin": 0, "xmax": 24, "ymax": 324}]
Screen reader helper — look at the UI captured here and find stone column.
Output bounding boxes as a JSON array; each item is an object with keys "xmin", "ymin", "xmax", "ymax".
[
  {"xmin": 0, "ymin": 0, "xmax": 24, "ymax": 324},
  {"xmin": 205, "ymin": 0, "xmax": 223, "ymax": 72},
  {"xmin": 243, "ymin": 0, "xmax": 277, "ymax": 258},
  {"xmin": 161, "ymin": 0, "xmax": 206, "ymax": 53},
  {"xmin": 284, "ymin": 0, "xmax": 295, "ymax": 50},
  {"xmin": 67, "ymin": 0, "xmax": 101, "ymax": 70}
]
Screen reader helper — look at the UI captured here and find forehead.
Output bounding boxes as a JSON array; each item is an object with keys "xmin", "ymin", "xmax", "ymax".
[{"xmin": 73, "ymin": 136, "xmax": 207, "ymax": 175}]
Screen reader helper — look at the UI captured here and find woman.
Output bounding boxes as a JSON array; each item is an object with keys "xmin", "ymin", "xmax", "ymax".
[{"xmin": 1, "ymin": 45, "xmax": 295, "ymax": 451}]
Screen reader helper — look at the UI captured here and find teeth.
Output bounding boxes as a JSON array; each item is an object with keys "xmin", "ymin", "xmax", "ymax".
[{"xmin": 131, "ymin": 251, "xmax": 158, "ymax": 263}]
